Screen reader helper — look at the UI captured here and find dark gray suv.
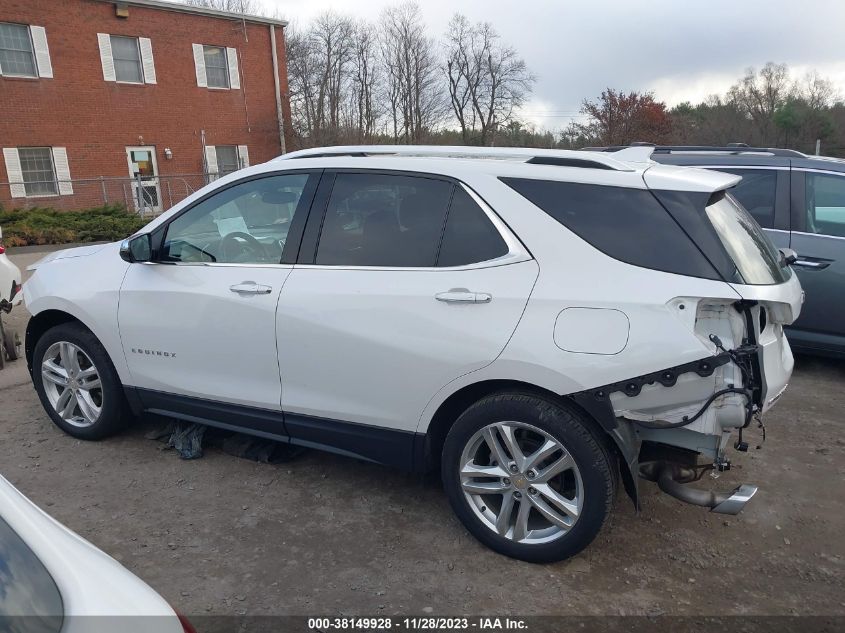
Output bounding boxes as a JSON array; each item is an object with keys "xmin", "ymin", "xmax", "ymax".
[{"xmin": 589, "ymin": 145, "xmax": 845, "ymax": 358}]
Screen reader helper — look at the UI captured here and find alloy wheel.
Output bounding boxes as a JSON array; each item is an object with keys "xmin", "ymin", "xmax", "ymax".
[
  {"xmin": 41, "ymin": 341, "xmax": 104, "ymax": 428},
  {"xmin": 459, "ymin": 421, "xmax": 583, "ymax": 544}
]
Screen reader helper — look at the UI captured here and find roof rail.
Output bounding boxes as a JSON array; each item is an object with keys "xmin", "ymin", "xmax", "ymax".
[
  {"xmin": 276, "ymin": 145, "xmax": 654, "ymax": 172},
  {"xmin": 583, "ymin": 144, "xmax": 805, "ymax": 158}
]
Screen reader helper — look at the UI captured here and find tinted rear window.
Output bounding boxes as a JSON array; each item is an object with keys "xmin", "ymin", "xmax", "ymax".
[
  {"xmin": 500, "ymin": 178, "xmax": 721, "ymax": 280},
  {"xmin": 0, "ymin": 516, "xmax": 63, "ymax": 633}
]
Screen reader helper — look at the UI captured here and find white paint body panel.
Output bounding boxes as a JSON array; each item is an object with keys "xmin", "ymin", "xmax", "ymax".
[
  {"xmin": 0, "ymin": 475, "xmax": 181, "ymax": 628},
  {"xmin": 118, "ymin": 263, "xmax": 291, "ymax": 409},
  {"xmin": 24, "ymin": 242, "xmax": 132, "ymax": 382},
  {"xmin": 0, "ymin": 251, "xmax": 22, "ymax": 305},
  {"xmin": 277, "ymin": 261, "xmax": 539, "ymax": 431},
  {"xmin": 553, "ymin": 307, "xmax": 630, "ymax": 355}
]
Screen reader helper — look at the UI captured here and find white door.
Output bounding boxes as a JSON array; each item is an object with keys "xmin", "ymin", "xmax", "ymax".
[
  {"xmin": 125, "ymin": 146, "xmax": 162, "ymax": 214},
  {"xmin": 118, "ymin": 172, "xmax": 318, "ymax": 412},
  {"xmin": 277, "ymin": 172, "xmax": 539, "ymax": 434}
]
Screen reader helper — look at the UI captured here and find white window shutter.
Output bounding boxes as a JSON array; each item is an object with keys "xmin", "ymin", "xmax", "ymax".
[
  {"xmin": 226, "ymin": 48, "xmax": 240, "ymax": 89},
  {"xmin": 97, "ymin": 33, "xmax": 115, "ymax": 81},
  {"xmin": 237, "ymin": 145, "xmax": 249, "ymax": 168},
  {"xmin": 204, "ymin": 146, "xmax": 218, "ymax": 178},
  {"xmin": 30, "ymin": 26, "xmax": 53, "ymax": 78},
  {"xmin": 52, "ymin": 148, "xmax": 73, "ymax": 195},
  {"xmin": 3, "ymin": 149, "xmax": 26, "ymax": 198},
  {"xmin": 139, "ymin": 37, "xmax": 156, "ymax": 84},
  {"xmin": 192, "ymin": 44, "xmax": 207, "ymax": 88}
]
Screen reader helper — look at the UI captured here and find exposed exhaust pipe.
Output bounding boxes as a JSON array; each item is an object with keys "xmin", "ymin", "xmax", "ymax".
[{"xmin": 655, "ymin": 464, "xmax": 758, "ymax": 515}]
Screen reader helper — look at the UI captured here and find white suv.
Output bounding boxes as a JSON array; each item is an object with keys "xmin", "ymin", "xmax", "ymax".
[{"xmin": 24, "ymin": 146, "xmax": 802, "ymax": 563}]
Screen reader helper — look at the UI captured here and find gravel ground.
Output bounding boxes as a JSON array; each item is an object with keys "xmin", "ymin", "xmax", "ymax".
[{"xmin": 1, "ymin": 246, "xmax": 843, "ymax": 617}]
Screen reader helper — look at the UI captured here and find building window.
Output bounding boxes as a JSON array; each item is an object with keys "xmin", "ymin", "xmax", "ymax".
[
  {"xmin": 215, "ymin": 146, "xmax": 239, "ymax": 175},
  {"xmin": 204, "ymin": 145, "xmax": 249, "ymax": 180},
  {"xmin": 18, "ymin": 148, "xmax": 57, "ymax": 196},
  {"xmin": 3, "ymin": 147, "xmax": 71, "ymax": 198},
  {"xmin": 97, "ymin": 33, "xmax": 156, "ymax": 84},
  {"xmin": 203, "ymin": 45, "xmax": 229, "ymax": 88},
  {"xmin": 192, "ymin": 43, "xmax": 239, "ymax": 90},
  {"xmin": 110, "ymin": 35, "xmax": 143, "ymax": 83},
  {"xmin": 0, "ymin": 23, "xmax": 51, "ymax": 79}
]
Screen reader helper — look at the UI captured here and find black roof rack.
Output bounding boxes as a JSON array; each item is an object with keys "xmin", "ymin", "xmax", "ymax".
[{"xmin": 583, "ymin": 144, "xmax": 805, "ymax": 158}]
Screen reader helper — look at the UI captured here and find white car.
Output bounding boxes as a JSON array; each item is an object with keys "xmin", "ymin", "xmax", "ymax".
[
  {"xmin": 0, "ymin": 225, "xmax": 23, "ymax": 366},
  {"xmin": 0, "ymin": 475, "xmax": 194, "ymax": 632},
  {"xmin": 23, "ymin": 146, "xmax": 802, "ymax": 563}
]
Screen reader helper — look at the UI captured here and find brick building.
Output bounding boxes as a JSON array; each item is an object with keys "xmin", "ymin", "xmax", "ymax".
[{"xmin": 0, "ymin": 0, "xmax": 291, "ymax": 212}]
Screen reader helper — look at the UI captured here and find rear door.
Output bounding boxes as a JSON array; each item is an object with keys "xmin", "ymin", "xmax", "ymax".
[
  {"xmin": 788, "ymin": 168, "xmax": 845, "ymax": 350},
  {"xmin": 275, "ymin": 171, "xmax": 538, "ymax": 467}
]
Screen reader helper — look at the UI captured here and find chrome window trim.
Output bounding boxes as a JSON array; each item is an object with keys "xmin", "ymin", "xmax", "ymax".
[
  {"xmin": 152, "ymin": 173, "xmax": 532, "ymax": 272},
  {"xmin": 791, "ymin": 230, "xmax": 845, "ymax": 242},
  {"xmin": 795, "ymin": 167, "xmax": 845, "ymax": 177},
  {"xmin": 698, "ymin": 165, "xmax": 790, "ymax": 171}
]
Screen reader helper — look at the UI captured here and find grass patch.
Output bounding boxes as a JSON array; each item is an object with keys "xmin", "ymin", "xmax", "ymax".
[{"xmin": 0, "ymin": 205, "xmax": 148, "ymax": 247}]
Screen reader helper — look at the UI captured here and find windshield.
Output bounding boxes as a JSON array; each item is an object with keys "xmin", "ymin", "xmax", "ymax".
[
  {"xmin": 705, "ymin": 192, "xmax": 791, "ymax": 285},
  {"xmin": 0, "ymin": 516, "xmax": 63, "ymax": 633}
]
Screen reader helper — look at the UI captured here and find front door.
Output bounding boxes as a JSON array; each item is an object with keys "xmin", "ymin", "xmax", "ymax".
[
  {"xmin": 126, "ymin": 146, "xmax": 162, "ymax": 215},
  {"xmin": 789, "ymin": 169, "xmax": 845, "ymax": 348},
  {"xmin": 118, "ymin": 171, "xmax": 319, "ymax": 418},
  {"xmin": 276, "ymin": 171, "xmax": 538, "ymax": 465}
]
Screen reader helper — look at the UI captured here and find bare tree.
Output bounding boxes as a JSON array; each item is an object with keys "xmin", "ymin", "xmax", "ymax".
[
  {"xmin": 445, "ymin": 14, "xmax": 535, "ymax": 145},
  {"xmin": 727, "ymin": 63, "xmax": 795, "ymax": 145},
  {"xmin": 184, "ymin": 0, "xmax": 262, "ymax": 14},
  {"xmin": 380, "ymin": 3, "xmax": 445, "ymax": 143},
  {"xmin": 285, "ymin": 12, "xmax": 357, "ymax": 146},
  {"xmin": 349, "ymin": 22, "xmax": 381, "ymax": 142}
]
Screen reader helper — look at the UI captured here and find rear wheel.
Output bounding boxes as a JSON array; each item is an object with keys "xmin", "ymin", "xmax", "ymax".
[
  {"xmin": 442, "ymin": 392, "xmax": 615, "ymax": 563},
  {"xmin": 32, "ymin": 323, "xmax": 129, "ymax": 440}
]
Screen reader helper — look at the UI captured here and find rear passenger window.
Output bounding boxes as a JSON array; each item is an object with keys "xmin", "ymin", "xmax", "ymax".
[
  {"xmin": 316, "ymin": 173, "xmax": 452, "ymax": 267},
  {"xmin": 438, "ymin": 188, "xmax": 508, "ymax": 267},
  {"xmin": 805, "ymin": 172, "xmax": 845, "ymax": 238},
  {"xmin": 501, "ymin": 177, "xmax": 721, "ymax": 280},
  {"xmin": 719, "ymin": 169, "xmax": 777, "ymax": 228}
]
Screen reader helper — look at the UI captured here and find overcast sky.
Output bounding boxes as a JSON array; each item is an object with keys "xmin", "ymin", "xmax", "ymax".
[{"xmin": 257, "ymin": 0, "xmax": 845, "ymax": 129}]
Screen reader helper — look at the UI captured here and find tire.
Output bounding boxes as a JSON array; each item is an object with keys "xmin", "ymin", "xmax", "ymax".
[
  {"xmin": 32, "ymin": 322, "xmax": 130, "ymax": 440},
  {"xmin": 0, "ymin": 318, "xmax": 6, "ymax": 370},
  {"xmin": 441, "ymin": 392, "xmax": 616, "ymax": 563},
  {"xmin": 3, "ymin": 325, "xmax": 20, "ymax": 361}
]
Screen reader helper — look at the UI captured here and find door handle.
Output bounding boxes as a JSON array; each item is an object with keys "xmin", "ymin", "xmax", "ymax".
[
  {"xmin": 793, "ymin": 258, "xmax": 831, "ymax": 270},
  {"xmin": 435, "ymin": 288, "xmax": 492, "ymax": 304},
  {"xmin": 229, "ymin": 281, "xmax": 272, "ymax": 295}
]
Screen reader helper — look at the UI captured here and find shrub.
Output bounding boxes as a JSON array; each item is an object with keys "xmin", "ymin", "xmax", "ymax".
[{"xmin": 0, "ymin": 205, "xmax": 148, "ymax": 247}]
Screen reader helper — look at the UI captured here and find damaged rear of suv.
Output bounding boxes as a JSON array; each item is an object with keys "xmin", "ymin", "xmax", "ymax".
[{"xmin": 458, "ymin": 149, "xmax": 802, "ymax": 561}]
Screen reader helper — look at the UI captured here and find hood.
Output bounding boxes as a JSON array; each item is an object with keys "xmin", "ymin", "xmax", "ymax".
[{"xmin": 27, "ymin": 243, "xmax": 111, "ymax": 271}]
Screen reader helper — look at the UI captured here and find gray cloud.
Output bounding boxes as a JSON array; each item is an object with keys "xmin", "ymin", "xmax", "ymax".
[{"xmin": 262, "ymin": 0, "xmax": 845, "ymax": 128}]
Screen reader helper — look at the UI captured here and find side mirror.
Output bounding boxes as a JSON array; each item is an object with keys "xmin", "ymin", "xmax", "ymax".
[
  {"xmin": 779, "ymin": 247, "xmax": 798, "ymax": 267},
  {"xmin": 120, "ymin": 234, "xmax": 152, "ymax": 263}
]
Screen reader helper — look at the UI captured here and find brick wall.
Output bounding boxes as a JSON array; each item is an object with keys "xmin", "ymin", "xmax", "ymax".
[{"xmin": 0, "ymin": 0, "xmax": 292, "ymax": 209}]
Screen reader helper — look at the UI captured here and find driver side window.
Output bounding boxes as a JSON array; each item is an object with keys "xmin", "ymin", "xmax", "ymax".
[{"xmin": 163, "ymin": 173, "xmax": 311, "ymax": 264}]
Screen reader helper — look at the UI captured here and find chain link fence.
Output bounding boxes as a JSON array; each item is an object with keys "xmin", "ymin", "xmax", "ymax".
[{"xmin": 0, "ymin": 173, "xmax": 211, "ymax": 216}]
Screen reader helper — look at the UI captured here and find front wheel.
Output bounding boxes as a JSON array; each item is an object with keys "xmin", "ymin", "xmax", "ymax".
[
  {"xmin": 442, "ymin": 393, "xmax": 615, "ymax": 563},
  {"xmin": 32, "ymin": 322, "xmax": 129, "ymax": 440}
]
